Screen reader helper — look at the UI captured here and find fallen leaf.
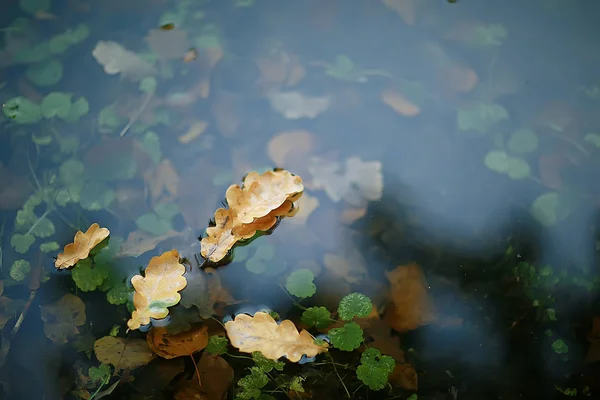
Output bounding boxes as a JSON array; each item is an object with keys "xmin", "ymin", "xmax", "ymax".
[
  {"xmin": 40, "ymin": 294, "xmax": 86, "ymax": 344},
  {"xmin": 225, "ymin": 311, "xmax": 328, "ymax": 362},
  {"xmin": 183, "ymin": 48, "xmax": 198, "ymax": 63},
  {"xmin": 145, "ymin": 28, "xmax": 190, "ymax": 59},
  {"xmin": 147, "ymin": 325, "xmax": 208, "ymax": 359},
  {"xmin": 267, "ymin": 130, "xmax": 316, "ymax": 169},
  {"xmin": 323, "ymin": 251, "xmax": 367, "ymax": 285},
  {"xmin": 118, "ymin": 229, "xmax": 184, "ymax": 258},
  {"xmin": 191, "ymin": 48, "xmax": 224, "ymax": 99},
  {"xmin": 178, "ymin": 120, "xmax": 208, "ymax": 144},
  {"xmin": 128, "ymin": 249, "xmax": 188, "ymax": 331},
  {"xmin": 180, "ymin": 267, "xmax": 237, "ymax": 318},
  {"xmin": 201, "ymin": 170, "xmax": 304, "ymax": 262},
  {"xmin": 384, "ymin": 263, "xmax": 437, "ymax": 332},
  {"xmin": 389, "ymin": 363, "xmax": 418, "ymax": 390},
  {"xmin": 92, "ymin": 40, "xmax": 156, "ymax": 81},
  {"xmin": 174, "ymin": 353, "xmax": 234, "ymax": 400},
  {"xmin": 308, "ymin": 156, "xmax": 383, "ymax": 207},
  {"xmin": 339, "ymin": 207, "xmax": 367, "ymax": 224},
  {"xmin": 255, "ymin": 52, "xmax": 306, "ymax": 90},
  {"xmin": 145, "ymin": 159, "xmax": 180, "ymax": 204},
  {"xmin": 94, "ymin": 336, "xmax": 154, "ymax": 370},
  {"xmin": 55, "ymin": 223, "xmax": 110, "ymax": 269},
  {"xmin": 267, "ymin": 91, "xmax": 330, "ymax": 119},
  {"xmin": 381, "ymin": 89, "xmax": 420, "ymax": 117}
]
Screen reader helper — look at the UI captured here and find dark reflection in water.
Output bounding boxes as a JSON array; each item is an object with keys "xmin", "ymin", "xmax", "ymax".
[{"xmin": 1, "ymin": 0, "xmax": 600, "ymax": 399}]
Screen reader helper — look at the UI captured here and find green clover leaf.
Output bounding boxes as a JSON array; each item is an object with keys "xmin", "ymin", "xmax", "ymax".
[
  {"xmin": 11, "ymin": 233, "xmax": 35, "ymax": 254},
  {"xmin": 106, "ymin": 282, "xmax": 132, "ymax": 305},
  {"xmin": 135, "ymin": 212, "xmax": 172, "ymax": 235},
  {"xmin": 457, "ymin": 102, "xmax": 509, "ymax": 134},
  {"xmin": 2, "ymin": 96, "xmax": 42, "ymax": 124},
  {"xmin": 88, "ymin": 364, "xmax": 112, "ymax": 384},
  {"xmin": 205, "ymin": 335, "xmax": 229, "ymax": 355},
  {"xmin": 80, "ymin": 181, "xmax": 116, "ymax": 211},
  {"xmin": 356, "ymin": 347, "xmax": 395, "ymax": 391},
  {"xmin": 72, "ymin": 258, "xmax": 108, "ymax": 292},
  {"xmin": 41, "ymin": 92, "xmax": 72, "ymax": 119},
  {"xmin": 338, "ymin": 292, "xmax": 372, "ymax": 321},
  {"xmin": 30, "ymin": 217, "xmax": 55, "ymax": 238},
  {"xmin": 10, "ymin": 259, "xmax": 31, "ymax": 281},
  {"xmin": 40, "ymin": 241, "xmax": 60, "ymax": 253},
  {"xmin": 252, "ymin": 351, "xmax": 284, "ymax": 373},
  {"xmin": 237, "ymin": 367, "xmax": 268, "ymax": 399},
  {"xmin": 245, "ymin": 244, "xmax": 275, "ymax": 275},
  {"xmin": 301, "ymin": 306, "xmax": 332, "ymax": 329},
  {"xmin": 285, "ymin": 269, "xmax": 316, "ymax": 299},
  {"xmin": 328, "ymin": 322, "xmax": 363, "ymax": 351}
]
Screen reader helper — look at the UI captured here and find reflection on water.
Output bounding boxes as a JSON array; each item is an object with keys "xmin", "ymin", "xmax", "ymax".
[{"xmin": 1, "ymin": 0, "xmax": 600, "ymax": 398}]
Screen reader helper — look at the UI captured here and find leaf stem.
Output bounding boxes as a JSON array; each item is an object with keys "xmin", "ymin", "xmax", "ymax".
[
  {"xmin": 26, "ymin": 208, "xmax": 53, "ymax": 235},
  {"xmin": 328, "ymin": 352, "xmax": 350, "ymax": 398},
  {"xmin": 190, "ymin": 354, "xmax": 202, "ymax": 387}
]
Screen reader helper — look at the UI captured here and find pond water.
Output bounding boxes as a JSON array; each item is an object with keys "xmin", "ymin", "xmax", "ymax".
[{"xmin": 1, "ymin": 0, "xmax": 600, "ymax": 399}]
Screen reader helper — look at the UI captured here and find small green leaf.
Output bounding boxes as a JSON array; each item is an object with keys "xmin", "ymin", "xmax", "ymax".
[
  {"xmin": 457, "ymin": 102, "xmax": 509, "ymax": 134},
  {"xmin": 551, "ymin": 339, "xmax": 568, "ymax": 354},
  {"xmin": 80, "ymin": 181, "xmax": 115, "ymax": 211},
  {"xmin": 10, "ymin": 259, "xmax": 31, "ymax": 281},
  {"xmin": 238, "ymin": 367, "xmax": 268, "ymax": 399},
  {"xmin": 106, "ymin": 282, "xmax": 132, "ymax": 305},
  {"xmin": 30, "ymin": 217, "xmax": 55, "ymax": 238},
  {"xmin": 98, "ymin": 105, "xmax": 125, "ymax": 132},
  {"xmin": 140, "ymin": 77, "xmax": 157, "ymax": 93},
  {"xmin": 508, "ymin": 128, "xmax": 538, "ymax": 153},
  {"xmin": 136, "ymin": 213, "xmax": 172, "ymax": 235},
  {"xmin": 59, "ymin": 158, "xmax": 85, "ymax": 185},
  {"xmin": 63, "ymin": 97, "xmax": 89, "ymax": 122},
  {"xmin": 19, "ymin": 0, "xmax": 50, "ymax": 15},
  {"xmin": 285, "ymin": 269, "xmax": 316, "ymax": 299},
  {"xmin": 301, "ymin": 306, "xmax": 332, "ymax": 329},
  {"xmin": 338, "ymin": 293, "xmax": 372, "ymax": 321},
  {"xmin": 2, "ymin": 96, "xmax": 42, "ymax": 124},
  {"xmin": 584, "ymin": 133, "xmax": 600, "ymax": 148},
  {"xmin": 328, "ymin": 322, "xmax": 363, "ymax": 351},
  {"xmin": 25, "ymin": 59, "xmax": 63, "ymax": 86},
  {"xmin": 88, "ymin": 364, "xmax": 111, "ymax": 384},
  {"xmin": 153, "ymin": 202, "xmax": 179, "ymax": 221},
  {"xmin": 245, "ymin": 258, "xmax": 267, "ymax": 274},
  {"xmin": 72, "ymin": 258, "xmax": 108, "ymax": 292},
  {"xmin": 205, "ymin": 335, "xmax": 229, "ymax": 355},
  {"xmin": 471, "ymin": 24, "xmax": 508, "ymax": 46},
  {"xmin": 546, "ymin": 308, "xmax": 557, "ymax": 321},
  {"xmin": 40, "ymin": 241, "xmax": 60, "ymax": 253},
  {"xmin": 252, "ymin": 352, "xmax": 284, "ymax": 373},
  {"xmin": 11, "ymin": 233, "xmax": 35, "ymax": 254},
  {"xmin": 506, "ymin": 157, "xmax": 530, "ymax": 180},
  {"xmin": 356, "ymin": 347, "xmax": 395, "ymax": 391},
  {"xmin": 41, "ymin": 91, "xmax": 72, "ymax": 119},
  {"xmin": 484, "ymin": 150, "xmax": 509, "ymax": 173},
  {"xmin": 32, "ymin": 131, "xmax": 53, "ymax": 146}
]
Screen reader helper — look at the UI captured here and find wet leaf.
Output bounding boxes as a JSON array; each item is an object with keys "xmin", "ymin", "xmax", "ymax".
[
  {"xmin": 80, "ymin": 181, "xmax": 116, "ymax": 210},
  {"xmin": 135, "ymin": 212, "xmax": 172, "ymax": 235},
  {"xmin": 206, "ymin": 335, "xmax": 229, "ymax": 355},
  {"xmin": 92, "ymin": 41, "xmax": 156, "ymax": 81},
  {"xmin": 88, "ymin": 364, "xmax": 112, "ymax": 384},
  {"xmin": 301, "ymin": 306, "xmax": 332, "ymax": 330},
  {"xmin": 178, "ymin": 120, "xmax": 208, "ymax": 144},
  {"xmin": 484, "ymin": 151, "xmax": 530, "ymax": 180},
  {"xmin": 457, "ymin": 102, "xmax": 509, "ymax": 134},
  {"xmin": 357, "ymin": 348, "xmax": 395, "ymax": 391},
  {"xmin": 55, "ymin": 223, "xmax": 110, "ymax": 269},
  {"xmin": 308, "ymin": 156, "xmax": 383, "ymax": 207},
  {"xmin": 245, "ymin": 244, "xmax": 275, "ymax": 274},
  {"xmin": 384, "ymin": 263, "xmax": 437, "ymax": 332},
  {"xmin": 11, "ymin": 233, "xmax": 35, "ymax": 254},
  {"xmin": 225, "ymin": 311, "xmax": 328, "ymax": 362},
  {"xmin": 40, "ymin": 293, "xmax": 86, "ymax": 344},
  {"xmin": 180, "ymin": 267, "xmax": 237, "ymax": 319},
  {"xmin": 237, "ymin": 367, "xmax": 268, "ymax": 399},
  {"xmin": 72, "ymin": 258, "xmax": 107, "ymax": 291},
  {"xmin": 530, "ymin": 191, "xmax": 563, "ymax": 227},
  {"xmin": 323, "ymin": 252, "xmax": 367, "ymax": 284},
  {"xmin": 338, "ymin": 293, "xmax": 372, "ymax": 321},
  {"xmin": 267, "ymin": 130, "xmax": 316, "ymax": 169},
  {"xmin": 146, "ymin": 325, "xmax": 208, "ymax": 359},
  {"xmin": 41, "ymin": 91, "xmax": 72, "ymax": 118},
  {"xmin": 40, "ymin": 241, "xmax": 59, "ymax": 252},
  {"xmin": 508, "ymin": 128, "xmax": 538, "ymax": 154},
  {"xmin": 285, "ymin": 269, "xmax": 316, "ymax": 299},
  {"xmin": 552, "ymin": 338, "xmax": 569, "ymax": 354},
  {"xmin": 10, "ymin": 259, "xmax": 31, "ymax": 281},
  {"xmin": 267, "ymin": 91, "xmax": 330, "ymax": 120},
  {"xmin": 145, "ymin": 159, "xmax": 179, "ymax": 203},
  {"xmin": 2, "ymin": 96, "xmax": 42, "ymax": 124},
  {"xmin": 328, "ymin": 322, "xmax": 363, "ymax": 351},
  {"xmin": 381, "ymin": 89, "xmax": 420, "ymax": 117},
  {"xmin": 128, "ymin": 249, "xmax": 187, "ymax": 330},
  {"xmin": 389, "ymin": 363, "xmax": 418, "ymax": 390},
  {"xmin": 118, "ymin": 229, "xmax": 183, "ymax": 258},
  {"xmin": 25, "ymin": 59, "xmax": 63, "ymax": 86},
  {"xmin": 94, "ymin": 336, "xmax": 154, "ymax": 370}
]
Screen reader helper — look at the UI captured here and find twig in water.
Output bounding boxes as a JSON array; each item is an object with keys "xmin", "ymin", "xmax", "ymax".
[{"xmin": 120, "ymin": 90, "xmax": 153, "ymax": 137}]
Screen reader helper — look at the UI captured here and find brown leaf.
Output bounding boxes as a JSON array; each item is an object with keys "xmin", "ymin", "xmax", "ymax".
[
  {"xmin": 147, "ymin": 325, "xmax": 208, "ymax": 359},
  {"xmin": 267, "ymin": 130, "xmax": 316, "ymax": 169},
  {"xmin": 381, "ymin": 89, "xmax": 420, "ymax": 117},
  {"xmin": 178, "ymin": 120, "xmax": 208, "ymax": 144},
  {"xmin": 389, "ymin": 363, "xmax": 418, "ymax": 390},
  {"xmin": 145, "ymin": 159, "xmax": 180, "ymax": 203},
  {"xmin": 255, "ymin": 53, "xmax": 306, "ymax": 90},
  {"xmin": 225, "ymin": 311, "xmax": 328, "ymax": 362},
  {"xmin": 128, "ymin": 249, "xmax": 188, "ymax": 331},
  {"xmin": 174, "ymin": 353, "xmax": 235, "ymax": 400},
  {"xmin": 180, "ymin": 267, "xmax": 238, "ymax": 318},
  {"xmin": 441, "ymin": 64, "xmax": 479, "ymax": 93},
  {"xmin": 40, "ymin": 294, "xmax": 86, "ymax": 344},
  {"xmin": 94, "ymin": 336, "xmax": 154, "ymax": 370},
  {"xmin": 384, "ymin": 263, "xmax": 437, "ymax": 332},
  {"xmin": 55, "ymin": 223, "xmax": 110, "ymax": 269},
  {"xmin": 118, "ymin": 229, "xmax": 184, "ymax": 258}
]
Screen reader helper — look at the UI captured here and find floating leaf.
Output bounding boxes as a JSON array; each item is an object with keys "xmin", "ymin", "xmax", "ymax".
[
  {"xmin": 357, "ymin": 348, "xmax": 395, "ymax": 391},
  {"xmin": 94, "ymin": 336, "xmax": 154, "ymax": 370},
  {"xmin": 2, "ymin": 96, "xmax": 42, "ymax": 124},
  {"xmin": 128, "ymin": 249, "xmax": 187, "ymax": 331},
  {"xmin": 457, "ymin": 102, "xmax": 509, "ymax": 134},
  {"xmin": 25, "ymin": 59, "xmax": 63, "ymax": 86},
  {"xmin": 531, "ymin": 191, "xmax": 561, "ymax": 227},
  {"xmin": 285, "ymin": 269, "xmax": 316, "ymax": 299},
  {"xmin": 40, "ymin": 294, "xmax": 86, "ymax": 344},
  {"xmin": 328, "ymin": 322, "xmax": 363, "ymax": 351},
  {"xmin": 41, "ymin": 91, "xmax": 72, "ymax": 118},
  {"xmin": 225, "ymin": 311, "xmax": 328, "ymax": 362},
  {"xmin": 146, "ymin": 325, "xmax": 208, "ymax": 359},
  {"xmin": 88, "ymin": 364, "xmax": 111, "ymax": 384},
  {"xmin": 206, "ymin": 335, "xmax": 229, "ymax": 355},
  {"xmin": 71, "ymin": 258, "xmax": 107, "ymax": 292},
  {"xmin": 508, "ymin": 128, "xmax": 538, "ymax": 154},
  {"xmin": 55, "ymin": 223, "xmax": 110, "ymax": 269},
  {"xmin": 30, "ymin": 217, "xmax": 55, "ymax": 238},
  {"xmin": 10, "ymin": 259, "xmax": 31, "ymax": 281},
  {"xmin": 338, "ymin": 293, "xmax": 373, "ymax": 321},
  {"xmin": 11, "ymin": 233, "xmax": 35, "ymax": 254},
  {"xmin": 301, "ymin": 306, "xmax": 332, "ymax": 330}
]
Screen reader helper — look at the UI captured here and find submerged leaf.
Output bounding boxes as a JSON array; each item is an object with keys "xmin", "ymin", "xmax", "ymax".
[
  {"xmin": 2, "ymin": 96, "xmax": 42, "ymax": 124},
  {"xmin": 40, "ymin": 294, "xmax": 86, "ymax": 344},
  {"xmin": 225, "ymin": 311, "xmax": 328, "ymax": 362},
  {"xmin": 92, "ymin": 41, "xmax": 156, "ymax": 81},
  {"xmin": 25, "ymin": 59, "xmax": 63, "ymax": 86},
  {"xmin": 41, "ymin": 91, "xmax": 72, "ymax": 119},
  {"xmin": 94, "ymin": 336, "xmax": 154, "ymax": 370},
  {"xmin": 128, "ymin": 249, "xmax": 187, "ymax": 331},
  {"xmin": 55, "ymin": 223, "xmax": 110, "ymax": 269},
  {"xmin": 146, "ymin": 325, "xmax": 208, "ymax": 359},
  {"xmin": 301, "ymin": 306, "xmax": 332, "ymax": 330},
  {"xmin": 457, "ymin": 102, "xmax": 508, "ymax": 134}
]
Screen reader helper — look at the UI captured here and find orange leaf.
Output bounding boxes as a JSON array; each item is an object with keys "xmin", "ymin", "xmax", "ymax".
[
  {"xmin": 55, "ymin": 223, "xmax": 110, "ymax": 269},
  {"xmin": 147, "ymin": 325, "xmax": 208, "ymax": 359},
  {"xmin": 389, "ymin": 363, "xmax": 418, "ymax": 390},
  {"xmin": 128, "ymin": 250, "xmax": 188, "ymax": 331},
  {"xmin": 173, "ymin": 353, "xmax": 234, "ymax": 400},
  {"xmin": 381, "ymin": 89, "xmax": 420, "ymax": 117},
  {"xmin": 225, "ymin": 311, "xmax": 328, "ymax": 362},
  {"xmin": 384, "ymin": 262, "xmax": 437, "ymax": 332}
]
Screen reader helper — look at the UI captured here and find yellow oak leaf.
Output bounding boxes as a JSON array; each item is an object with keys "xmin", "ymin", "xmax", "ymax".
[
  {"xmin": 200, "ymin": 208, "xmax": 239, "ymax": 263},
  {"xmin": 146, "ymin": 325, "xmax": 208, "ymax": 359},
  {"xmin": 94, "ymin": 336, "xmax": 154, "ymax": 370},
  {"xmin": 128, "ymin": 249, "xmax": 188, "ymax": 331},
  {"xmin": 55, "ymin": 223, "xmax": 110, "ymax": 269},
  {"xmin": 225, "ymin": 311, "xmax": 328, "ymax": 362}
]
